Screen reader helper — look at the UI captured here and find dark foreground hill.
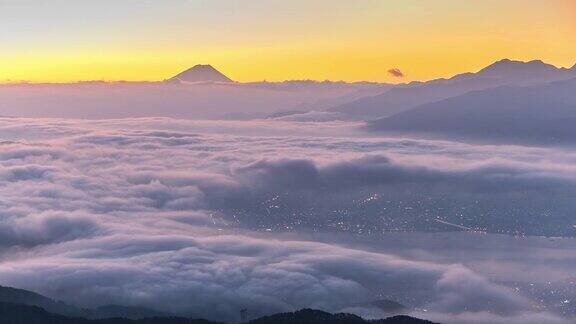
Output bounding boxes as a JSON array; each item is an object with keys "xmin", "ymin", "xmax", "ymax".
[
  {"xmin": 0, "ymin": 286, "xmax": 435, "ymax": 324},
  {"xmin": 0, "ymin": 302, "xmax": 220, "ymax": 324},
  {"xmin": 248, "ymin": 309, "xmax": 436, "ymax": 324},
  {"xmin": 0, "ymin": 302, "xmax": 436, "ymax": 324},
  {"xmin": 0, "ymin": 286, "xmax": 166, "ymax": 319}
]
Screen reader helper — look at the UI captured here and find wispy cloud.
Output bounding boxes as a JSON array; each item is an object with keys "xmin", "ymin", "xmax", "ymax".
[{"xmin": 388, "ymin": 68, "xmax": 405, "ymax": 78}]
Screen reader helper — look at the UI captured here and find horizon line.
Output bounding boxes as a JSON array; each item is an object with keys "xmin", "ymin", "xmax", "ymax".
[{"xmin": 2, "ymin": 57, "xmax": 574, "ymax": 86}]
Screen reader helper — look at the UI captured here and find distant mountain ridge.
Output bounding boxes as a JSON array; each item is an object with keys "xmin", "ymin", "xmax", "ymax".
[
  {"xmin": 331, "ymin": 58, "xmax": 576, "ymax": 118},
  {"xmin": 367, "ymin": 77, "xmax": 576, "ymax": 145},
  {"xmin": 478, "ymin": 59, "xmax": 560, "ymax": 76}
]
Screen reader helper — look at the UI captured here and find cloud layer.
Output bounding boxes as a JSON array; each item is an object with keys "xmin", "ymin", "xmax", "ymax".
[{"xmin": 0, "ymin": 117, "xmax": 574, "ymax": 323}]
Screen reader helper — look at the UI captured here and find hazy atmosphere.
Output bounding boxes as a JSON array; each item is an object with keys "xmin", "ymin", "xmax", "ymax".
[{"xmin": 0, "ymin": 1, "xmax": 575, "ymax": 324}]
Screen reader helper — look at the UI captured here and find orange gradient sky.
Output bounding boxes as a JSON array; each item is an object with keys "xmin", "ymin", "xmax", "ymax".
[{"xmin": 0, "ymin": 0, "xmax": 574, "ymax": 83}]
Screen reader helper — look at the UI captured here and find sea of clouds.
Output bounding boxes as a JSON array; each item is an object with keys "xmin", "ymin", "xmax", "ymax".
[{"xmin": 0, "ymin": 117, "xmax": 574, "ymax": 323}]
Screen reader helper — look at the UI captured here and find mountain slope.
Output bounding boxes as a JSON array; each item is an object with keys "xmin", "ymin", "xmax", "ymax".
[
  {"xmin": 367, "ymin": 78, "xmax": 576, "ymax": 145},
  {"xmin": 332, "ymin": 59, "xmax": 576, "ymax": 118}
]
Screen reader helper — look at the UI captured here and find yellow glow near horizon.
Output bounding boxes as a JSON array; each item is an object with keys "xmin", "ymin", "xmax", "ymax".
[{"xmin": 0, "ymin": 0, "xmax": 574, "ymax": 83}]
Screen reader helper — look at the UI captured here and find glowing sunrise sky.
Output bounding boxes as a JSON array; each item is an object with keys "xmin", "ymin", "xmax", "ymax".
[{"xmin": 0, "ymin": 0, "xmax": 574, "ymax": 83}]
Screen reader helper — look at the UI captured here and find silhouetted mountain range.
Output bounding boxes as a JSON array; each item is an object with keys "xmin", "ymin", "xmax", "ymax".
[
  {"xmin": 0, "ymin": 303, "xmax": 435, "ymax": 324},
  {"xmin": 332, "ymin": 59, "xmax": 576, "ymax": 118},
  {"xmin": 0, "ymin": 286, "xmax": 435, "ymax": 324}
]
